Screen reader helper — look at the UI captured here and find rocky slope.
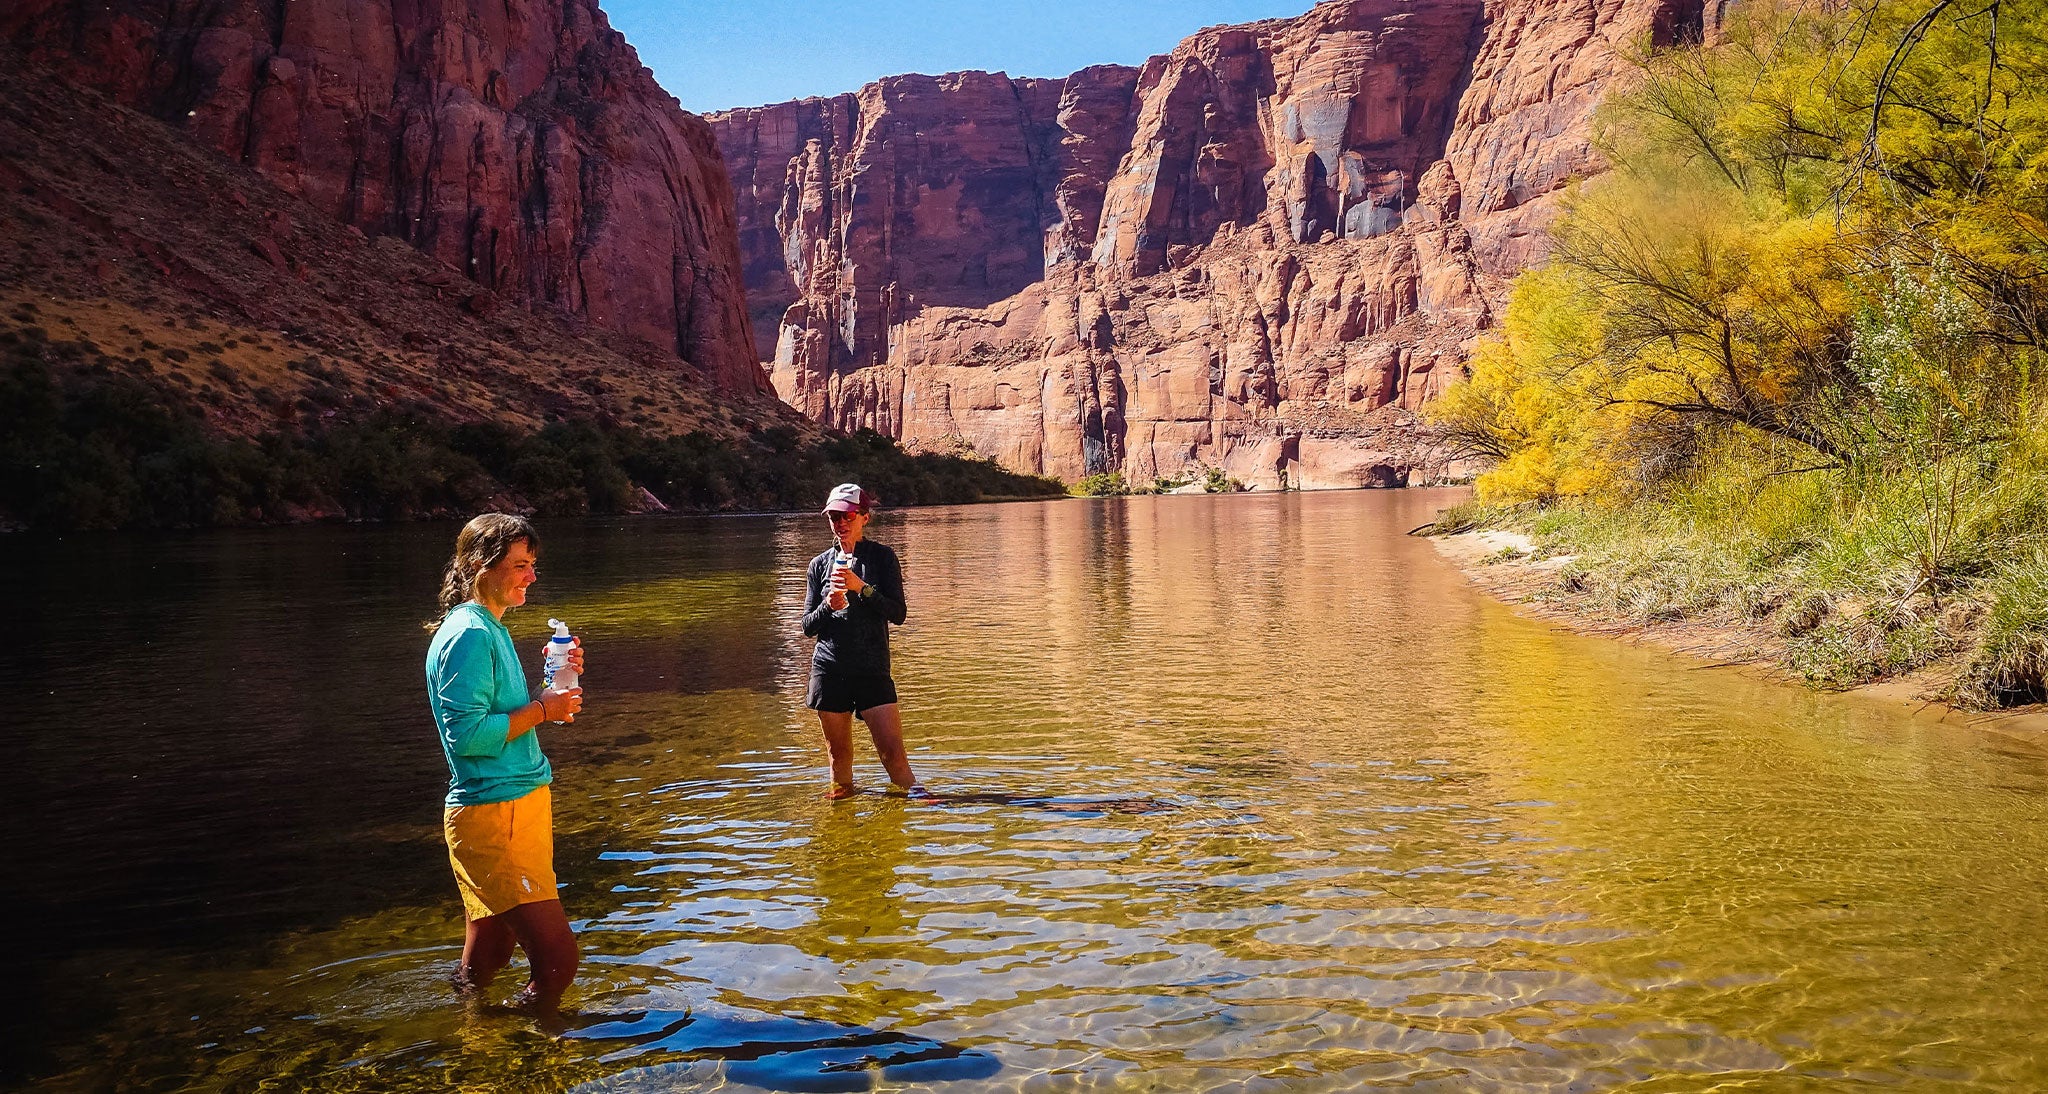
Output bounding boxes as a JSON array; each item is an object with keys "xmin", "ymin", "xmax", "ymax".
[
  {"xmin": 4, "ymin": 0, "xmax": 767, "ymax": 394},
  {"xmin": 713, "ymin": 0, "xmax": 1709, "ymax": 488},
  {"xmin": 0, "ymin": 45, "xmax": 800, "ymax": 456}
]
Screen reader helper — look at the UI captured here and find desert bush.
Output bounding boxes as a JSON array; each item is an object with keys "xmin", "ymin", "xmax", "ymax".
[
  {"xmin": 0, "ymin": 353, "xmax": 1063, "ymax": 531},
  {"xmin": 1952, "ymin": 551, "xmax": 2048, "ymax": 709},
  {"xmin": 1073, "ymin": 471, "xmax": 1128, "ymax": 497}
]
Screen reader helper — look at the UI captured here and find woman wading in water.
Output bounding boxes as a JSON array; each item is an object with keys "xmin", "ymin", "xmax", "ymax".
[
  {"xmin": 424, "ymin": 513, "xmax": 585, "ymax": 1014},
  {"xmin": 801, "ymin": 484, "xmax": 922, "ymax": 799}
]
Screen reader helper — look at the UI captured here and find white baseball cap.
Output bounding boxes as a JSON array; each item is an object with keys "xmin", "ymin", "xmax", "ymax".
[{"xmin": 822, "ymin": 483, "xmax": 874, "ymax": 514}]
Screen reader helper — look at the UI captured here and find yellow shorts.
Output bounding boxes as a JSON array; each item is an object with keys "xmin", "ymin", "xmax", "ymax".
[{"xmin": 444, "ymin": 784, "xmax": 557, "ymax": 920}]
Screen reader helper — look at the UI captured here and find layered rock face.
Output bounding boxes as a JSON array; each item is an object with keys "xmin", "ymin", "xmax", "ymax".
[
  {"xmin": 4, "ymin": 0, "xmax": 767, "ymax": 394},
  {"xmin": 714, "ymin": 0, "xmax": 1708, "ymax": 487},
  {"xmin": 715, "ymin": 66, "xmax": 1145, "ymax": 375}
]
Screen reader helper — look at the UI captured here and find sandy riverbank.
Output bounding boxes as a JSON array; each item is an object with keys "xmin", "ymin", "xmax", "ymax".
[{"xmin": 1429, "ymin": 530, "xmax": 2048, "ymax": 742}]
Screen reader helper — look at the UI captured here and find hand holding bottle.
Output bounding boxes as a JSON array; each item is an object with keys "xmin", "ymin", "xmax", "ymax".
[
  {"xmin": 837, "ymin": 559, "xmax": 869, "ymax": 597},
  {"xmin": 827, "ymin": 552, "xmax": 853, "ymax": 610},
  {"xmin": 541, "ymin": 618, "xmax": 586, "ymax": 723},
  {"xmin": 539, "ymin": 685, "xmax": 584, "ymax": 724}
]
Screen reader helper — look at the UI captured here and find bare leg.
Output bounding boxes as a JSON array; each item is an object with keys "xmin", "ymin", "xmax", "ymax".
[
  {"xmin": 457, "ymin": 915, "xmax": 518, "ymax": 996},
  {"xmin": 502, "ymin": 899, "xmax": 579, "ymax": 1014},
  {"xmin": 818, "ymin": 710, "xmax": 857, "ymax": 797},
  {"xmin": 860, "ymin": 703, "xmax": 918, "ymax": 789}
]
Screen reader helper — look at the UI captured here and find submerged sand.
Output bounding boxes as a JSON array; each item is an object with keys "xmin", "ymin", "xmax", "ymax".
[{"xmin": 1429, "ymin": 530, "xmax": 2048, "ymax": 743}]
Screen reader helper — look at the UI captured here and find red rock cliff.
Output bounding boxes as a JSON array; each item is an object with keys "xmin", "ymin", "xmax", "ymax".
[
  {"xmin": 5, "ymin": 0, "xmax": 768, "ymax": 394},
  {"xmin": 712, "ymin": 67, "xmax": 1144, "ymax": 380},
  {"xmin": 713, "ymin": 0, "xmax": 1709, "ymax": 487}
]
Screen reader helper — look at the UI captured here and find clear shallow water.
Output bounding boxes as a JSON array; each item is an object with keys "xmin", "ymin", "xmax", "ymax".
[{"xmin": 9, "ymin": 489, "xmax": 2048, "ymax": 1091}]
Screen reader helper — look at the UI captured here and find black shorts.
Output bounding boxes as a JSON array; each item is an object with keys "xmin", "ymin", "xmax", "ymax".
[{"xmin": 806, "ymin": 670, "xmax": 898, "ymax": 715}]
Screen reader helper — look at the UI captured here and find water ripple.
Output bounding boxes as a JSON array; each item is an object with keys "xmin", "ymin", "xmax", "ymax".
[{"xmin": 19, "ymin": 493, "xmax": 2048, "ymax": 1091}]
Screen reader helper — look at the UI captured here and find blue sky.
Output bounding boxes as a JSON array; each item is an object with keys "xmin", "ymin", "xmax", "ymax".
[{"xmin": 603, "ymin": 0, "xmax": 1314, "ymax": 114}]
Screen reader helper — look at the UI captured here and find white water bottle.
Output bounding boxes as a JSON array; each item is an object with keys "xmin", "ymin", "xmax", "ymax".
[
  {"xmin": 833, "ymin": 549, "xmax": 855, "ymax": 607},
  {"xmin": 543, "ymin": 618, "xmax": 578, "ymax": 719}
]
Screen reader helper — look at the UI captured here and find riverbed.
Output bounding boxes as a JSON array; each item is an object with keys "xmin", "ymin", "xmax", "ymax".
[{"xmin": 9, "ymin": 488, "xmax": 2048, "ymax": 1090}]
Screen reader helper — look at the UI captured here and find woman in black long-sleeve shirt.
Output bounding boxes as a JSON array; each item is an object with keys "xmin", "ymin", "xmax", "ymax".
[{"xmin": 802, "ymin": 483, "xmax": 920, "ymax": 799}]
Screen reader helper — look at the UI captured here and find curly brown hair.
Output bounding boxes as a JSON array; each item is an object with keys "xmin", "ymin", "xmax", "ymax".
[{"xmin": 424, "ymin": 513, "xmax": 540, "ymax": 630}]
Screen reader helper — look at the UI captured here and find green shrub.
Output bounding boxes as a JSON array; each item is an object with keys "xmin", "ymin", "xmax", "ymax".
[
  {"xmin": 0, "ymin": 352, "xmax": 1065, "ymax": 531},
  {"xmin": 1952, "ymin": 551, "xmax": 2048, "ymax": 709},
  {"xmin": 1073, "ymin": 471, "xmax": 1128, "ymax": 497}
]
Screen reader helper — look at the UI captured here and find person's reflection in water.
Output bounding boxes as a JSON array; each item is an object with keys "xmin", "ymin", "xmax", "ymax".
[
  {"xmin": 559, "ymin": 803, "xmax": 1002, "ymax": 1089},
  {"xmin": 798, "ymin": 799, "xmax": 919, "ymax": 956}
]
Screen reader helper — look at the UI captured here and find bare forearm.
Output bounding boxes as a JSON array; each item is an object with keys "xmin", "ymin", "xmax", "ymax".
[{"xmin": 505, "ymin": 695, "xmax": 551, "ymax": 741}]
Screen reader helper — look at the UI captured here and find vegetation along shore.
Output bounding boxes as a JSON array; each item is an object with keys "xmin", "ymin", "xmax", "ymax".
[
  {"xmin": 0, "ymin": 315, "xmax": 1063, "ymax": 530},
  {"xmin": 0, "ymin": 51, "xmax": 1062, "ymax": 534},
  {"xmin": 1422, "ymin": 0, "xmax": 2048, "ymax": 714}
]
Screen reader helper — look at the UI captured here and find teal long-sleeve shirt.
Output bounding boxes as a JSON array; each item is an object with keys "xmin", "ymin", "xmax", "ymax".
[{"xmin": 425, "ymin": 602, "xmax": 552, "ymax": 806}]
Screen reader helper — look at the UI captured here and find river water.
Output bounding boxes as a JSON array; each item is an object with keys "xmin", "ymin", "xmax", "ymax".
[{"xmin": 9, "ymin": 488, "xmax": 2048, "ymax": 1091}]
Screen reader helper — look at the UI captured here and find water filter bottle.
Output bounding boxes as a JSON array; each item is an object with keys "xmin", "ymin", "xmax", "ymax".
[
  {"xmin": 543, "ymin": 618, "xmax": 578, "ymax": 712},
  {"xmin": 834, "ymin": 550, "xmax": 855, "ymax": 605}
]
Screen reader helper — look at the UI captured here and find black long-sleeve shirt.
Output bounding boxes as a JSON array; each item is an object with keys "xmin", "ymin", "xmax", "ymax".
[{"xmin": 801, "ymin": 539, "xmax": 906, "ymax": 675}]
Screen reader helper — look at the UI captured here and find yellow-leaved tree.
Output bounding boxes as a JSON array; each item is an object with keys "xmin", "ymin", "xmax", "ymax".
[{"xmin": 1430, "ymin": 0, "xmax": 2048, "ymax": 504}]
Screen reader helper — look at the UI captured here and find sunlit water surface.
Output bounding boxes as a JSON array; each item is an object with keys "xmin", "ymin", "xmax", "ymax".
[{"xmin": 10, "ymin": 489, "xmax": 2048, "ymax": 1091}]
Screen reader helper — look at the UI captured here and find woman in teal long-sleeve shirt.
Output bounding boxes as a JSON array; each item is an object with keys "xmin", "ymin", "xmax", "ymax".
[{"xmin": 424, "ymin": 513, "xmax": 585, "ymax": 1014}]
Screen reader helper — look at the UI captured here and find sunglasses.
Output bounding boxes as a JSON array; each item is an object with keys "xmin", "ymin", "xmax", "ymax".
[{"xmin": 826, "ymin": 511, "xmax": 859, "ymax": 524}]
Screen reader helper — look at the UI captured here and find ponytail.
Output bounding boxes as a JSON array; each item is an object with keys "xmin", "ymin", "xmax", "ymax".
[{"xmin": 424, "ymin": 513, "xmax": 540, "ymax": 631}]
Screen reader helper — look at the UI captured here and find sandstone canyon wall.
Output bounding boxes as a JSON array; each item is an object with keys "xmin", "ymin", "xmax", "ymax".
[
  {"xmin": 713, "ymin": 0, "xmax": 1708, "ymax": 488},
  {"xmin": 4, "ymin": 0, "xmax": 768, "ymax": 394}
]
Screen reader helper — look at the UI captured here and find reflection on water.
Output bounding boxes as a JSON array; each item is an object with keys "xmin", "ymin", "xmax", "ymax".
[
  {"xmin": 10, "ymin": 489, "xmax": 2048, "ymax": 1090},
  {"xmin": 565, "ymin": 1007, "xmax": 1003, "ymax": 1091}
]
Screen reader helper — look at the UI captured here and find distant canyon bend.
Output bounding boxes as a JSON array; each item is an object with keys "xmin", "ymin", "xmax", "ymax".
[{"xmin": 6, "ymin": 0, "xmax": 1712, "ymax": 490}]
